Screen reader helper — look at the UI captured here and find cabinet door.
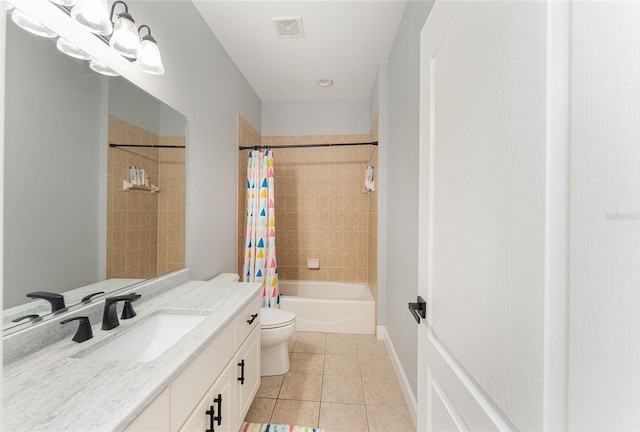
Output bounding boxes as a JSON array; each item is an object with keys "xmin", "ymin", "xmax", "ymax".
[
  {"xmin": 235, "ymin": 325, "xmax": 261, "ymax": 425},
  {"xmin": 179, "ymin": 360, "xmax": 235, "ymax": 432},
  {"xmin": 125, "ymin": 388, "xmax": 170, "ymax": 432}
]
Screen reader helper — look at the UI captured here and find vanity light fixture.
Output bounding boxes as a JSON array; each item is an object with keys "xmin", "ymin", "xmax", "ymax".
[
  {"xmin": 56, "ymin": 37, "xmax": 91, "ymax": 60},
  {"xmin": 4, "ymin": 2, "xmax": 14, "ymax": 10},
  {"xmin": 109, "ymin": 1, "xmax": 140, "ymax": 58},
  {"xmin": 70, "ymin": 0, "xmax": 112, "ymax": 36},
  {"xmin": 134, "ymin": 25, "xmax": 164, "ymax": 75},
  {"xmin": 10, "ymin": 8, "xmax": 57, "ymax": 38}
]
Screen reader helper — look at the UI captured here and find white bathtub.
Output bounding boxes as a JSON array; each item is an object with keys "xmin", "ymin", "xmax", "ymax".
[{"xmin": 279, "ymin": 280, "xmax": 375, "ymax": 334}]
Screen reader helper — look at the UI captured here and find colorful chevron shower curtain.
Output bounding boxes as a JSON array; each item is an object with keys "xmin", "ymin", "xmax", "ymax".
[{"xmin": 242, "ymin": 150, "xmax": 280, "ymax": 308}]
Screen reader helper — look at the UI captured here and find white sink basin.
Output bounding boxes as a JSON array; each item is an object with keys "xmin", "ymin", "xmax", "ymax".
[{"xmin": 83, "ymin": 313, "xmax": 207, "ymax": 362}]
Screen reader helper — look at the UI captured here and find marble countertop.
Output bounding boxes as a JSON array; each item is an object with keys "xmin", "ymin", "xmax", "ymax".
[{"xmin": 2, "ymin": 279, "xmax": 261, "ymax": 432}]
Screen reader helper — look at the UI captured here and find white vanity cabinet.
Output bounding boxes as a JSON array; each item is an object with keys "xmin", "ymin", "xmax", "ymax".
[
  {"xmin": 125, "ymin": 293, "xmax": 262, "ymax": 432},
  {"xmin": 180, "ymin": 360, "xmax": 235, "ymax": 432}
]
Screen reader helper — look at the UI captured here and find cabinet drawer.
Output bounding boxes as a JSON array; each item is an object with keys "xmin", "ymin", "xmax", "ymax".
[
  {"xmin": 234, "ymin": 294, "xmax": 262, "ymax": 350},
  {"xmin": 171, "ymin": 324, "xmax": 234, "ymax": 432}
]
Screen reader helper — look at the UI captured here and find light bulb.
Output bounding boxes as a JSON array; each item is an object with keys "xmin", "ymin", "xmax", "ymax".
[
  {"xmin": 71, "ymin": 0, "xmax": 112, "ymax": 35},
  {"xmin": 110, "ymin": 13, "xmax": 140, "ymax": 58},
  {"xmin": 56, "ymin": 37, "xmax": 91, "ymax": 60},
  {"xmin": 89, "ymin": 59, "xmax": 119, "ymax": 76},
  {"xmin": 11, "ymin": 9, "xmax": 57, "ymax": 38},
  {"xmin": 135, "ymin": 36, "xmax": 164, "ymax": 75},
  {"xmin": 49, "ymin": 0, "xmax": 77, "ymax": 6}
]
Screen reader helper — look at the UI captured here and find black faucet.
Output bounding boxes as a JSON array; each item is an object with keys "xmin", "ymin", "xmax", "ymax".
[
  {"xmin": 101, "ymin": 294, "xmax": 142, "ymax": 330},
  {"xmin": 26, "ymin": 291, "xmax": 66, "ymax": 313}
]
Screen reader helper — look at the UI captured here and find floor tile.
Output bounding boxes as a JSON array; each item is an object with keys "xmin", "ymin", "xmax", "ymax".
[
  {"xmin": 356, "ymin": 339, "xmax": 388, "ymax": 357},
  {"xmin": 287, "ymin": 338, "xmax": 296, "ymax": 353},
  {"xmin": 244, "ymin": 398, "xmax": 276, "ymax": 424},
  {"xmin": 297, "ymin": 331, "xmax": 328, "ymax": 340},
  {"xmin": 325, "ymin": 338, "xmax": 358, "ymax": 356},
  {"xmin": 270, "ymin": 399, "xmax": 320, "ymax": 427},
  {"xmin": 279, "ymin": 372, "xmax": 323, "ymax": 401},
  {"xmin": 321, "ymin": 375, "xmax": 364, "ymax": 404},
  {"xmin": 366, "ymin": 404, "xmax": 415, "ymax": 432},
  {"xmin": 359, "ymin": 355, "xmax": 396, "ymax": 378},
  {"xmin": 319, "ymin": 402, "xmax": 368, "ymax": 432},
  {"xmin": 362, "ymin": 377, "xmax": 405, "ymax": 406},
  {"xmin": 290, "ymin": 353, "xmax": 325, "ymax": 374},
  {"xmin": 255, "ymin": 375, "xmax": 284, "ymax": 399},
  {"xmin": 324, "ymin": 354, "xmax": 360, "ymax": 376},
  {"xmin": 326, "ymin": 333, "xmax": 357, "ymax": 342},
  {"xmin": 294, "ymin": 338, "xmax": 326, "ymax": 354}
]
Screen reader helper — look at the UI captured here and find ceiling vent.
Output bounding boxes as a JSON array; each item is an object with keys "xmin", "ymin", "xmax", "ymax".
[{"xmin": 273, "ymin": 17, "xmax": 304, "ymax": 38}]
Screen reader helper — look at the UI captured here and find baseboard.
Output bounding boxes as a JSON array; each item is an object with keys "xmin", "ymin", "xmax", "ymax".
[{"xmin": 380, "ymin": 325, "xmax": 417, "ymax": 428}]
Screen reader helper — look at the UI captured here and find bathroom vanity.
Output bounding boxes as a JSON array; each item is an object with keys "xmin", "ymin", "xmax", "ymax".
[{"xmin": 2, "ymin": 271, "xmax": 262, "ymax": 431}]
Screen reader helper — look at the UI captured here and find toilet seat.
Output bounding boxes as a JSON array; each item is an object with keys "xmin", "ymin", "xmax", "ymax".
[{"xmin": 260, "ymin": 308, "xmax": 296, "ymax": 329}]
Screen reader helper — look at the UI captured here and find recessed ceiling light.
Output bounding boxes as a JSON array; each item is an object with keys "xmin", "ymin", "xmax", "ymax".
[
  {"xmin": 316, "ymin": 78, "xmax": 334, "ymax": 88},
  {"xmin": 273, "ymin": 17, "xmax": 304, "ymax": 38}
]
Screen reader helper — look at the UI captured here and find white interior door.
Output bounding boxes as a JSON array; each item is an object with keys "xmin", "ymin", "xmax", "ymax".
[{"xmin": 416, "ymin": 2, "xmax": 552, "ymax": 430}]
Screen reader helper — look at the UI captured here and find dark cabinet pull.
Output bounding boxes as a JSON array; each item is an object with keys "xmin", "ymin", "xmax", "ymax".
[
  {"xmin": 247, "ymin": 313, "xmax": 258, "ymax": 325},
  {"xmin": 213, "ymin": 394, "xmax": 222, "ymax": 426},
  {"xmin": 205, "ymin": 393, "xmax": 222, "ymax": 431},
  {"xmin": 206, "ymin": 405, "xmax": 215, "ymax": 432},
  {"xmin": 238, "ymin": 359, "xmax": 245, "ymax": 385}
]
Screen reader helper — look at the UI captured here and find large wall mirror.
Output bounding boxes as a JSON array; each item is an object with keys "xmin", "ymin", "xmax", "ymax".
[{"xmin": 3, "ymin": 8, "xmax": 186, "ymax": 332}]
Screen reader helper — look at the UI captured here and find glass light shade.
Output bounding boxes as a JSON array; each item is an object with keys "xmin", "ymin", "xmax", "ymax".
[
  {"xmin": 49, "ymin": 0, "xmax": 77, "ymax": 6},
  {"xmin": 5, "ymin": 2, "xmax": 14, "ymax": 10},
  {"xmin": 71, "ymin": 0, "xmax": 112, "ymax": 35},
  {"xmin": 135, "ymin": 37, "xmax": 164, "ymax": 75},
  {"xmin": 56, "ymin": 37, "xmax": 91, "ymax": 60},
  {"xmin": 109, "ymin": 14, "xmax": 140, "ymax": 58},
  {"xmin": 89, "ymin": 58, "xmax": 119, "ymax": 76},
  {"xmin": 11, "ymin": 9, "xmax": 57, "ymax": 38}
]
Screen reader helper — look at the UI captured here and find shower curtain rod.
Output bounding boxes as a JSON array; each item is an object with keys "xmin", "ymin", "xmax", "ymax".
[
  {"xmin": 110, "ymin": 143, "xmax": 186, "ymax": 149},
  {"xmin": 238, "ymin": 141, "xmax": 378, "ymax": 151}
]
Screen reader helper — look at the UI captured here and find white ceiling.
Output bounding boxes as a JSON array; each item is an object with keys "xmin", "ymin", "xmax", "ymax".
[{"xmin": 193, "ymin": 1, "xmax": 408, "ymax": 102}]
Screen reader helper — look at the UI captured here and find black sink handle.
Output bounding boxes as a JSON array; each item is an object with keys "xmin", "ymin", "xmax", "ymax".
[
  {"xmin": 61, "ymin": 316, "xmax": 93, "ymax": 343},
  {"xmin": 12, "ymin": 314, "xmax": 40, "ymax": 323},
  {"xmin": 81, "ymin": 291, "xmax": 105, "ymax": 303}
]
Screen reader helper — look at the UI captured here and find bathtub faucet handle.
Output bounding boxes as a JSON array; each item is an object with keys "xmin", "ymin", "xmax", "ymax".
[{"xmin": 247, "ymin": 313, "xmax": 259, "ymax": 325}]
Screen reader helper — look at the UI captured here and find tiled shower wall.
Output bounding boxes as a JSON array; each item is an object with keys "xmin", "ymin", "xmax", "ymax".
[
  {"xmin": 236, "ymin": 115, "xmax": 378, "ymax": 289},
  {"xmin": 107, "ymin": 115, "xmax": 185, "ymax": 279}
]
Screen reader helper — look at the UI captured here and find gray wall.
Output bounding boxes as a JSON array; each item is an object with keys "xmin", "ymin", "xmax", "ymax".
[
  {"xmin": 118, "ymin": 1, "xmax": 262, "ymax": 280},
  {"xmin": 262, "ymin": 99, "xmax": 370, "ymax": 136},
  {"xmin": 4, "ymin": 21, "xmax": 103, "ymax": 307},
  {"xmin": 382, "ymin": 0, "xmax": 434, "ymax": 398}
]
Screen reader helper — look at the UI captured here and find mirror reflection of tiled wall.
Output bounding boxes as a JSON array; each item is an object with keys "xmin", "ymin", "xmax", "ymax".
[
  {"xmin": 236, "ymin": 115, "xmax": 378, "ymax": 293},
  {"xmin": 107, "ymin": 115, "xmax": 185, "ymax": 279}
]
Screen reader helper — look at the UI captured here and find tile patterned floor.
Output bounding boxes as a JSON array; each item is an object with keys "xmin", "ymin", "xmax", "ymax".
[{"xmin": 244, "ymin": 332, "xmax": 415, "ymax": 432}]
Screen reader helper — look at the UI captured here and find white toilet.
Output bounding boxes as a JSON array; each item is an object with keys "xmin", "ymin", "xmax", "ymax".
[
  {"xmin": 209, "ymin": 273, "xmax": 297, "ymax": 376},
  {"xmin": 260, "ymin": 307, "xmax": 296, "ymax": 376}
]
